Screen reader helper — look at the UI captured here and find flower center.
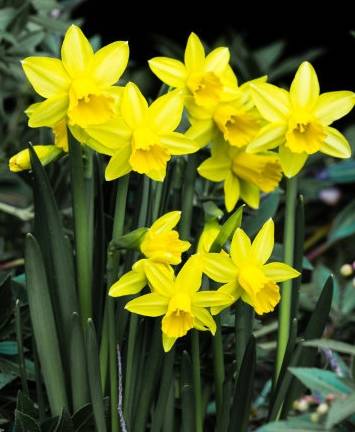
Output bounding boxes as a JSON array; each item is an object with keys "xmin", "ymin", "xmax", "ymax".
[
  {"xmin": 162, "ymin": 292, "xmax": 194, "ymax": 338},
  {"xmin": 187, "ymin": 72, "xmax": 223, "ymax": 107},
  {"xmin": 140, "ymin": 230, "xmax": 189, "ymax": 265},
  {"xmin": 286, "ymin": 115, "xmax": 326, "ymax": 154},
  {"xmin": 214, "ymin": 105, "xmax": 260, "ymax": 147},
  {"xmin": 232, "ymin": 152, "xmax": 282, "ymax": 192}
]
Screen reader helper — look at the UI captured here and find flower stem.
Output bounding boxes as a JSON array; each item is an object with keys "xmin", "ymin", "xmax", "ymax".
[
  {"xmin": 235, "ymin": 300, "xmax": 254, "ymax": 377},
  {"xmin": 213, "ymin": 316, "xmax": 224, "ymax": 424},
  {"xmin": 275, "ymin": 176, "xmax": 298, "ymax": 381},
  {"xmin": 191, "ymin": 330, "xmax": 203, "ymax": 432}
]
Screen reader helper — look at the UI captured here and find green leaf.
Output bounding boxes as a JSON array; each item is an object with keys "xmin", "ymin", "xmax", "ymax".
[
  {"xmin": 0, "ymin": 341, "xmax": 18, "ymax": 355},
  {"xmin": 324, "ymin": 159, "xmax": 355, "ymax": 184},
  {"xmin": 341, "ymin": 281, "xmax": 355, "ymax": 315},
  {"xmin": 254, "ymin": 40, "xmax": 286, "ymax": 72},
  {"xmin": 72, "ymin": 403, "xmax": 95, "ymax": 432},
  {"xmin": 15, "ymin": 409, "xmax": 40, "ymax": 432},
  {"xmin": 210, "ymin": 204, "xmax": 244, "ymax": 252},
  {"xmin": 112, "ymin": 227, "xmax": 148, "ymax": 250},
  {"xmin": 325, "ymin": 391, "xmax": 355, "ymax": 428},
  {"xmin": 25, "ymin": 234, "xmax": 68, "ymax": 416},
  {"xmin": 303, "ymin": 339, "xmax": 355, "ymax": 356},
  {"xmin": 53, "ymin": 409, "xmax": 74, "ymax": 432},
  {"xmin": 228, "ymin": 336, "xmax": 256, "ymax": 432},
  {"xmin": 328, "ymin": 200, "xmax": 355, "ymax": 244},
  {"xmin": 0, "ymin": 371, "xmax": 15, "ymax": 390},
  {"xmin": 0, "ymin": 8, "xmax": 17, "ymax": 31},
  {"xmin": 16, "ymin": 391, "xmax": 38, "ymax": 420},
  {"xmin": 289, "ymin": 367, "xmax": 352, "ymax": 396},
  {"xmin": 258, "ymin": 414, "xmax": 328, "ymax": 431}
]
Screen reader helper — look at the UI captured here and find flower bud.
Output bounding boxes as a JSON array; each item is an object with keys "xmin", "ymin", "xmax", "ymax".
[
  {"xmin": 9, "ymin": 145, "xmax": 62, "ymax": 172},
  {"xmin": 317, "ymin": 403, "xmax": 328, "ymax": 415},
  {"xmin": 340, "ymin": 263, "xmax": 353, "ymax": 277}
]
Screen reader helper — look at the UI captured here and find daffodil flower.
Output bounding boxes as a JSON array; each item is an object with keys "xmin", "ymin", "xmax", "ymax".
[
  {"xmin": 109, "ymin": 211, "xmax": 190, "ymax": 297},
  {"xmin": 249, "ymin": 62, "xmax": 355, "ymax": 177},
  {"xmin": 22, "ymin": 25, "xmax": 129, "ymax": 129},
  {"xmin": 201, "ymin": 219, "xmax": 300, "ymax": 315},
  {"xmin": 149, "ymin": 33, "xmax": 238, "ymax": 110},
  {"xmin": 85, "ymin": 83, "xmax": 199, "ymax": 181},
  {"xmin": 124, "ymin": 256, "xmax": 234, "ymax": 351},
  {"xmin": 198, "ymin": 139, "xmax": 282, "ymax": 211}
]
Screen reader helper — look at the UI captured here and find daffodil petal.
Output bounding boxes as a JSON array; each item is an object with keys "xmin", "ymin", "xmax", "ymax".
[
  {"xmin": 121, "ymin": 82, "xmax": 148, "ymax": 129},
  {"xmin": 321, "ymin": 127, "xmax": 352, "ymax": 159},
  {"xmin": 28, "ymin": 95, "xmax": 68, "ymax": 127},
  {"xmin": 184, "ymin": 32, "xmax": 205, "ymax": 72},
  {"xmin": 175, "ymin": 256, "xmax": 203, "ymax": 294},
  {"xmin": 279, "ymin": 145, "xmax": 308, "ymax": 178},
  {"xmin": 150, "ymin": 211, "xmax": 181, "ymax": 233},
  {"xmin": 204, "ymin": 47, "xmax": 230, "ymax": 74},
  {"xmin": 185, "ymin": 120, "xmax": 215, "ymax": 148},
  {"xmin": 85, "ymin": 118, "xmax": 131, "ymax": 149},
  {"xmin": 162, "ymin": 333, "xmax": 177, "ymax": 352},
  {"xmin": 144, "ymin": 262, "xmax": 175, "ymax": 297},
  {"xmin": 192, "ymin": 291, "xmax": 233, "ymax": 308},
  {"xmin": 251, "ymin": 219, "xmax": 274, "ymax": 264},
  {"xmin": 263, "ymin": 262, "xmax": 300, "ymax": 282},
  {"xmin": 210, "ymin": 281, "xmax": 242, "ymax": 315},
  {"xmin": 22, "ymin": 57, "xmax": 70, "ymax": 98},
  {"xmin": 160, "ymin": 132, "xmax": 199, "ymax": 155},
  {"xmin": 239, "ymin": 180, "xmax": 260, "ymax": 209},
  {"xmin": 92, "ymin": 41, "xmax": 129, "ymax": 86},
  {"xmin": 290, "ymin": 61, "xmax": 319, "ymax": 110},
  {"xmin": 109, "ymin": 270, "xmax": 147, "ymax": 297},
  {"xmin": 251, "ymin": 83, "xmax": 290, "ymax": 122},
  {"xmin": 315, "ymin": 91, "xmax": 355, "ymax": 126},
  {"xmin": 184, "ymin": 96, "xmax": 212, "ymax": 120},
  {"xmin": 247, "ymin": 123, "xmax": 287, "ymax": 153},
  {"xmin": 61, "ymin": 25, "xmax": 94, "ymax": 77},
  {"xmin": 198, "ymin": 153, "xmax": 231, "ymax": 182},
  {"xmin": 125, "ymin": 293, "xmax": 168, "ymax": 316},
  {"xmin": 105, "ymin": 144, "xmax": 132, "ymax": 181},
  {"xmin": 148, "ymin": 91, "xmax": 183, "ymax": 133},
  {"xmin": 230, "ymin": 228, "xmax": 251, "ymax": 264},
  {"xmin": 192, "ymin": 307, "xmax": 216, "ymax": 334},
  {"xmin": 148, "ymin": 57, "xmax": 187, "ymax": 88},
  {"xmin": 201, "ymin": 253, "xmax": 237, "ymax": 283},
  {"xmin": 224, "ymin": 171, "xmax": 240, "ymax": 212}
]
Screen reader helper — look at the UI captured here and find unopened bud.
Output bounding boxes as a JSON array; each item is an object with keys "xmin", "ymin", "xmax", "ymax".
[
  {"xmin": 317, "ymin": 403, "xmax": 328, "ymax": 415},
  {"xmin": 340, "ymin": 264, "xmax": 353, "ymax": 277},
  {"xmin": 9, "ymin": 145, "xmax": 62, "ymax": 172}
]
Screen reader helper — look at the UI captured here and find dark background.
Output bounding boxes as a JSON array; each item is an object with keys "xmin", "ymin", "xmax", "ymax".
[{"xmin": 74, "ymin": 1, "xmax": 355, "ymax": 90}]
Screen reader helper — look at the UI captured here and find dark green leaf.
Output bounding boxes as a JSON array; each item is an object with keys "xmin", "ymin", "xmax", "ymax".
[
  {"xmin": 328, "ymin": 200, "xmax": 355, "ymax": 244},
  {"xmin": 210, "ymin": 205, "xmax": 244, "ymax": 252},
  {"xmin": 0, "ymin": 340, "xmax": 18, "ymax": 355},
  {"xmin": 303, "ymin": 339, "xmax": 355, "ymax": 356},
  {"xmin": 325, "ymin": 391, "xmax": 355, "ymax": 428},
  {"xmin": 15, "ymin": 409, "xmax": 40, "ymax": 432}
]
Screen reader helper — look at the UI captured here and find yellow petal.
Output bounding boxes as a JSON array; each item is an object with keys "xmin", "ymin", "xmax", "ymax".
[
  {"xmin": 224, "ymin": 171, "xmax": 240, "ymax": 212},
  {"xmin": 230, "ymin": 228, "xmax": 251, "ymax": 264},
  {"xmin": 85, "ymin": 118, "xmax": 131, "ymax": 150},
  {"xmin": 184, "ymin": 32, "xmax": 205, "ymax": 72},
  {"xmin": 175, "ymin": 255, "xmax": 203, "ymax": 294},
  {"xmin": 279, "ymin": 145, "xmax": 308, "ymax": 178},
  {"xmin": 121, "ymin": 82, "xmax": 148, "ymax": 129},
  {"xmin": 184, "ymin": 95, "xmax": 213, "ymax": 120},
  {"xmin": 125, "ymin": 293, "xmax": 168, "ymax": 316},
  {"xmin": 150, "ymin": 211, "xmax": 181, "ymax": 233},
  {"xmin": 92, "ymin": 41, "xmax": 129, "ymax": 87},
  {"xmin": 144, "ymin": 262, "xmax": 175, "ymax": 297},
  {"xmin": 9, "ymin": 145, "xmax": 62, "ymax": 172},
  {"xmin": 251, "ymin": 83, "xmax": 290, "ymax": 122},
  {"xmin": 61, "ymin": 25, "xmax": 93, "ymax": 77},
  {"xmin": 160, "ymin": 132, "xmax": 199, "ymax": 155},
  {"xmin": 148, "ymin": 57, "xmax": 187, "ymax": 88},
  {"xmin": 315, "ymin": 91, "xmax": 355, "ymax": 126},
  {"xmin": 53, "ymin": 119, "xmax": 68, "ymax": 152},
  {"xmin": 192, "ymin": 307, "xmax": 216, "ymax": 334},
  {"xmin": 69, "ymin": 125, "xmax": 116, "ymax": 155},
  {"xmin": 201, "ymin": 253, "xmax": 237, "ymax": 283},
  {"xmin": 28, "ymin": 95, "xmax": 68, "ymax": 127},
  {"xmin": 185, "ymin": 120, "xmax": 215, "ymax": 148},
  {"xmin": 247, "ymin": 123, "xmax": 287, "ymax": 153},
  {"xmin": 198, "ymin": 153, "xmax": 231, "ymax": 182},
  {"xmin": 251, "ymin": 219, "xmax": 274, "ymax": 264},
  {"xmin": 210, "ymin": 281, "xmax": 242, "ymax": 315},
  {"xmin": 321, "ymin": 127, "xmax": 351, "ymax": 159},
  {"xmin": 162, "ymin": 333, "xmax": 177, "ymax": 352},
  {"xmin": 263, "ymin": 262, "xmax": 300, "ymax": 282},
  {"xmin": 204, "ymin": 47, "xmax": 230, "ymax": 74},
  {"xmin": 243, "ymin": 282, "xmax": 280, "ymax": 315},
  {"xmin": 22, "ymin": 57, "xmax": 70, "ymax": 98},
  {"xmin": 109, "ymin": 270, "xmax": 147, "ymax": 297},
  {"xmin": 148, "ymin": 91, "xmax": 183, "ymax": 133},
  {"xmin": 192, "ymin": 291, "xmax": 233, "ymax": 308},
  {"xmin": 290, "ymin": 61, "xmax": 319, "ymax": 110},
  {"xmin": 105, "ymin": 144, "xmax": 132, "ymax": 181},
  {"xmin": 239, "ymin": 180, "xmax": 260, "ymax": 209}
]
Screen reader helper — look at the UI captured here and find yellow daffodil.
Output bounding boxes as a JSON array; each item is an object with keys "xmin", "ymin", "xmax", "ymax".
[
  {"xmin": 85, "ymin": 83, "xmax": 199, "ymax": 181},
  {"xmin": 198, "ymin": 139, "xmax": 282, "ymax": 211},
  {"xmin": 197, "ymin": 220, "xmax": 221, "ymax": 254},
  {"xmin": 149, "ymin": 33, "xmax": 238, "ymax": 110},
  {"xmin": 249, "ymin": 62, "xmax": 355, "ymax": 177},
  {"xmin": 124, "ymin": 256, "xmax": 233, "ymax": 351},
  {"xmin": 22, "ymin": 25, "xmax": 129, "ymax": 129},
  {"xmin": 201, "ymin": 219, "xmax": 300, "ymax": 315},
  {"xmin": 109, "ymin": 211, "xmax": 190, "ymax": 297}
]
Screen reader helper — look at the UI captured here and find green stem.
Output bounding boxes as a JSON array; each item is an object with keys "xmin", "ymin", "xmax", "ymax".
[
  {"xmin": 15, "ymin": 299, "xmax": 29, "ymax": 396},
  {"xmin": 213, "ymin": 317, "xmax": 224, "ymax": 424},
  {"xmin": 235, "ymin": 300, "xmax": 254, "ymax": 378},
  {"xmin": 191, "ymin": 331, "xmax": 203, "ymax": 432},
  {"xmin": 69, "ymin": 136, "xmax": 93, "ymax": 327},
  {"xmin": 275, "ymin": 176, "xmax": 298, "ymax": 381},
  {"xmin": 180, "ymin": 156, "xmax": 197, "ymax": 240}
]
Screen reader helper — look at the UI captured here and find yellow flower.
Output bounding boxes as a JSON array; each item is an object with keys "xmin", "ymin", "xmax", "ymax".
[
  {"xmin": 140, "ymin": 211, "xmax": 190, "ymax": 264},
  {"xmin": 202, "ymin": 219, "xmax": 300, "ymax": 315},
  {"xmin": 86, "ymin": 83, "xmax": 199, "ymax": 181},
  {"xmin": 249, "ymin": 62, "xmax": 355, "ymax": 177},
  {"xmin": 198, "ymin": 139, "xmax": 282, "ymax": 211},
  {"xmin": 9, "ymin": 145, "xmax": 62, "ymax": 172},
  {"xmin": 148, "ymin": 33, "xmax": 238, "ymax": 110},
  {"xmin": 197, "ymin": 220, "xmax": 221, "ymax": 254},
  {"xmin": 22, "ymin": 25, "xmax": 129, "ymax": 129},
  {"xmin": 124, "ymin": 256, "xmax": 233, "ymax": 351}
]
